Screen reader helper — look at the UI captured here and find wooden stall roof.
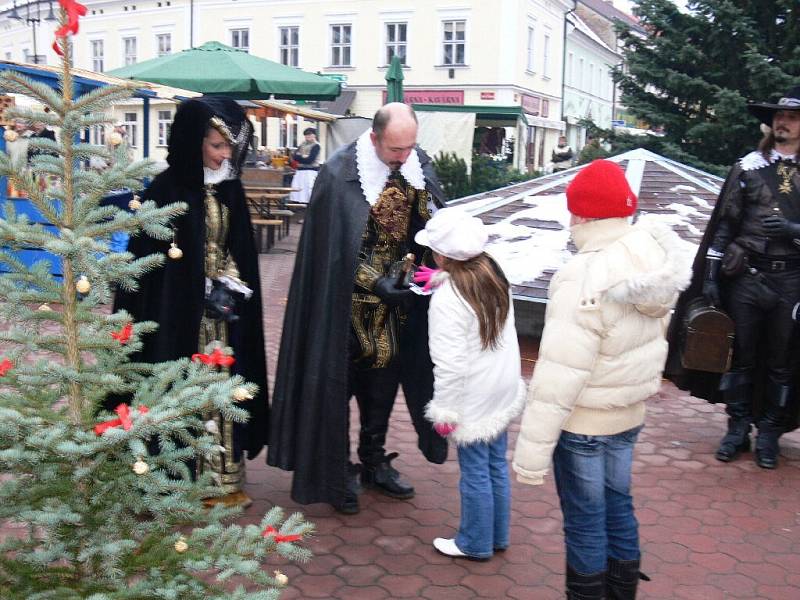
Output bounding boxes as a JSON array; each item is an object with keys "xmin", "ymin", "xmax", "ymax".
[{"xmin": 448, "ymin": 148, "xmax": 724, "ymax": 302}]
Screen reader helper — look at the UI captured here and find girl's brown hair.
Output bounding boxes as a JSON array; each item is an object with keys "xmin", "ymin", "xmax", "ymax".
[{"xmin": 440, "ymin": 252, "xmax": 510, "ymax": 350}]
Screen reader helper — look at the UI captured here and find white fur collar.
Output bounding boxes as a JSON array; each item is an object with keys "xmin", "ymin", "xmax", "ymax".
[
  {"xmin": 739, "ymin": 149, "xmax": 798, "ymax": 171},
  {"xmin": 203, "ymin": 159, "xmax": 233, "ymax": 185},
  {"xmin": 355, "ymin": 129, "xmax": 426, "ymax": 206}
]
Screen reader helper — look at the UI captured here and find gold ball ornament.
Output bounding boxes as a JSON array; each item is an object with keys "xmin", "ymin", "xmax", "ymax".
[
  {"xmin": 75, "ymin": 276, "xmax": 91, "ymax": 294},
  {"xmin": 4, "ymin": 129, "xmax": 18, "ymax": 143},
  {"xmin": 128, "ymin": 196, "xmax": 142, "ymax": 210},
  {"xmin": 132, "ymin": 459, "xmax": 149, "ymax": 475},
  {"xmin": 168, "ymin": 243, "xmax": 183, "ymax": 260},
  {"xmin": 108, "ymin": 131, "xmax": 124, "ymax": 146},
  {"xmin": 274, "ymin": 570, "xmax": 289, "ymax": 586},
  {"xmin": 233, "ymin": 386, "xmax": 253, "ymax": 401},
  {"xmin": 174, "ymin": 537, "xmax": 188, "ymax": 553}
]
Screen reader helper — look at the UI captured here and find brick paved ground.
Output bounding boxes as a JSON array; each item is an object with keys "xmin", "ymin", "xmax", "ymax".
[{"xmin": 251, "ymin": 218, "xmax": 800, "ymax": 600}]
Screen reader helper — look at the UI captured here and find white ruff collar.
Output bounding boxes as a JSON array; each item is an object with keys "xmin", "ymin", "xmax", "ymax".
[
  {"xmin": 739, "ymin": 149, "xmax": 797, "ymax": 171},
  {"xmin": 355, "ymin": 129, "xmax": 426, "ymax": 206},
  {"xmin": 203, "ymin": 159, "xmax": 233, "ymax": 185}
]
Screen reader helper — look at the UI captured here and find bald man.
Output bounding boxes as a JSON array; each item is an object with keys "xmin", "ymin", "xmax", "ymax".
[{"xmin": 268, "ymin": 103, "xmax": 448, "ymax": 514}]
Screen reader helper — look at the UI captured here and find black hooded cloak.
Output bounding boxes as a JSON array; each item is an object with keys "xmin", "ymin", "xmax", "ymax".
[
  {"xmin": 267, "ymin": 141, "xmax": 448, "ymax": 508},
  {"xmin": 113, "ymin": 97, "xmax": 269, "ymax": 459}
]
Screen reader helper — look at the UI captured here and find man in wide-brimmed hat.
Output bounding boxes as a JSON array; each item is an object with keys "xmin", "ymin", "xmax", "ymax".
[{"xmin": 665, "ymin": 85, "xmax": 800, "ymax": 470}]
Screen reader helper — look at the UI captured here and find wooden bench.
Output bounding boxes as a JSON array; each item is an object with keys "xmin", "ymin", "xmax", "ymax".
[{"xmin": 251, "ymin": 218, "xmax": 283, "ymax": 252}]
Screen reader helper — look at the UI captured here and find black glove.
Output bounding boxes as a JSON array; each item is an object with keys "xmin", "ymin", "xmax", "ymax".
[
  {"xmin": 373, "ymin": 275, "xmax": 415, "ymax": 308},
  {"xmin": 205, "ymin": 279, "xmax": 244, "ymax": 322},
  {"xmin": 702, "ymin": 258, "xmax": 722, "ymax": 308},
  {"xmin": 762, "ymin": 215, "xmax": 800, "ymax": 238}
]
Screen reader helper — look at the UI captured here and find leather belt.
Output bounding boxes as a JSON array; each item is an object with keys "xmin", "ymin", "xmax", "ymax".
[{"xmin": 747, "ymin": 254, "xmax": 800, "ymax": 272}]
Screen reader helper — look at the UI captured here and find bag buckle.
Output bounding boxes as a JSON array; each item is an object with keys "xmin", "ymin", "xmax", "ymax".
[{"xmin": 771, "ymin": 260, "xmax": 786, "ymax": 271}]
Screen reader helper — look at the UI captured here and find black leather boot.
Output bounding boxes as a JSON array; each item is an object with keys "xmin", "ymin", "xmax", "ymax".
[
  {"xmin": 755, "ymin": 381, "xmax": 790, "ymax": 469},
  {"xmin": 566, "ymin": 564, "xmax": 605, "ymax": 600},
  {"xmin": 607, "ymin": 557, "xmax": 649, "ymax": 600},
  {"xmin": 335, "ymin": 462, "xmax": 362, "ymax": 515},
  {"xmin": 715, "ymin": 379, "xmax": 752, "ymax": 462},
  {"xmin": 361, "ymin": 452, "xmax": 415, "ymax": 499}
]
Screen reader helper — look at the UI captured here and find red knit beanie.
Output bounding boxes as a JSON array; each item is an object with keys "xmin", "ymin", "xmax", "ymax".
[{"xmin": 566, "ymin": 159, "xmax": 637, "ymax": 218}]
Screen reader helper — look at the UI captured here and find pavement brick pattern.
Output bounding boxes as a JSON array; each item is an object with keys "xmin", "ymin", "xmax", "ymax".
[{"xmin": 254, "ymin": 220, "xmax": 800, "ymax": 599}]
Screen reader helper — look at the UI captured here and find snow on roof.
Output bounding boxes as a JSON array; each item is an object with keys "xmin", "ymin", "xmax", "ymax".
[{"xmin": 449, "ymin": 149, "xmax": 724, "ymax": 302}]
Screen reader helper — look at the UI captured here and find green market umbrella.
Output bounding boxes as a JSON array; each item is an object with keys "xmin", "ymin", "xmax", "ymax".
[
  {"xmin": 108, "ymin": 41, "xmax": 341, "ymax": 101},
  {"xmin": 385, "ymin": 55, "xmax": 404, "ymax": 104}
]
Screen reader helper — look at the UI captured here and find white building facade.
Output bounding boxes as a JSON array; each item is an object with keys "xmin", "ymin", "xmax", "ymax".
[{"xmin": 1, "ymin": 0, "xmax": 575, "ymax": 168}]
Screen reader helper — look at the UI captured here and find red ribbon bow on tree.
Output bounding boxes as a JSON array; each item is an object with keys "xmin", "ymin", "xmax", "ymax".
[
  {"xmin": 52, "ymin": 0, "xmax": 88, "ymax": 56},
  {"xmin": 191, "ymin": 348, "xmax": 235, "ymax": 368},
  {"xmin": 111, "ymin": 323, "xmax": 133, "ymax": 345},
  {"xmin": 94, "ymin": 403, "xmax": 149, "ymax": 436},
  {"xmin": 261, "ymin": 526, "xmax": 302, "ymax": 543},
  {"xmin": 0, "ymin": 358, "xmax": 13, "ymax": 377}
]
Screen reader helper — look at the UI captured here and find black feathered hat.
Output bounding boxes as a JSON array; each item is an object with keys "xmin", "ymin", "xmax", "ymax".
[{"xmin": 747, "ymin": 85, "xmax": 800, "ymax": 127}]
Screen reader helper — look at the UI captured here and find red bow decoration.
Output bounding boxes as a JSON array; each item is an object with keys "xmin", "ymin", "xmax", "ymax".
[
  {"xmin": 0, "ymin": 358, "xmax": 13, "ymax": 377},
  {"xmin": 52, "ymin": 0, "xmax": 88, "ymax": 56},
  {"xmin": 111, "ymin": 323, "xmax": 133, "ymax": 345},
  {"xmin": 261, "ymin": 526, "xmax": 302, "ymax": 543},
  {"xmin": 191, "ymin": 348, "xmax": 235, "ymax": 368},
  {"xmin": 94, "ymin": 403, "xmax": 149, "ymax": 436}
]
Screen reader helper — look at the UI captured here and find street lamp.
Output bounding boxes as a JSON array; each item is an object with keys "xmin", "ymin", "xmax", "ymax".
[{"xmin": 7, "ymin": 1, "xmax": 58, "ymax": 65}]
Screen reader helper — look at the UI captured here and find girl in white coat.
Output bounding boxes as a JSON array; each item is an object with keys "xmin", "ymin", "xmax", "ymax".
[{"xmin": 414, "ymin": 208, "xmax": 526, "ymax": 561}]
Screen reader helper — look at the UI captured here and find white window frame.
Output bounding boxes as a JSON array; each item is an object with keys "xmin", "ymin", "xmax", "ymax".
[
  {"xmin": 441, "ymin": 19, "xmax": 466, "ymax": 66},
  {"xmin": 543, "ymin": 33, "xmax": 551, "ymax": 79},
  {"xmin": 157, "ymin": 109, "xmax": 172, "ymax": 147},
  {"xmin": 156, "ymin": 32, "xmax": 172, "ymax": 56},
  {"xmin": 578, "ymin": 57, "xmax": 585, "ymax": 91},
  {"xmin": 526, "ymin": 25, "xmax": 535, "ymax": 72},
  {"xmin": 329, "ymin": 23, "xmax": 352, "ymax": 67},
  {"xmin": 279, "ymin": 117, "xmax": 298, "ymax": 148},
  {"xmin": 384, "ymin": 21, "xmax": 408, "ymax": 66},
  {"xmin": 279, "ymin": 26, "xmax": 300, "ymax": 67},
  {"xmin": 567, "ymin": 52, "xmax": 574, "ymax": 86},
  {"xmin": 122, "ymin": 111, "xmax": 138, "ymax": 148},
  {"xmin": 230, "ymin": 28, "xmax": 250, "ymax": 53},
  {"xmin": 90, "ymin": 39, "xmax": 104, "ymax": 73},
  {"xmin": 122, "ymin": 36, "xmax": 137, "ymax": 66},
  {"xmin": 90, "ymin": 124, "xmax": 105, "ymax": 146}
]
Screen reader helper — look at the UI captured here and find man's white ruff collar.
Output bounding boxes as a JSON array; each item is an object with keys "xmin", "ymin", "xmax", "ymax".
[
  {"xmin": 355, "ymin": 129, "xmax": 426, "ymax": 206},
  {"xmin": 739, "ymin": 149, "xmax": 797, "ymax": 171}
]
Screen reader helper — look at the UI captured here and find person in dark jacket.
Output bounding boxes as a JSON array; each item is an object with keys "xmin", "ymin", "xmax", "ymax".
[
  {"xmin": 268, "ymin": 103, "xmax": 448, "ymax": 514},
  {"xmin": 289, "ymin": 127, "xmax": 321, "ymax": 204},
  {"xmin": 113, "ymin": 97, "xmax": 269, "ymax": 507},
  {"xmin": 665, "ymin": 85, "xmax": 800, "ymax": 469}
]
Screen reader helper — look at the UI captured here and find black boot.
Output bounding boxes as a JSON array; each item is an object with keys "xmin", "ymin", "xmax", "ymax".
[
  {"xmin": 715, "ymin": 379, "xmax": 752, "ymax": 463},
  {"xmin": 566, "ymin": 564, "xmax": 605, "ymax": 600},
  {"xmin": 335, "ymin": 462, "xmax": 362, "ymax": 515},
  {"xmin": 361, "ymin": 452, "xmax": 415, "ymax": 499},
  {"xmin": 607, "ymin": 557, "xmax": 648, "ymax": 600},
  {"xmin": 755, "ymin": 381, "xmax": 790, "ymax": 470}
]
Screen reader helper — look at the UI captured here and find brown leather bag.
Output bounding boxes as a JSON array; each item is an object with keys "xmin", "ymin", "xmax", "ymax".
[{"xmin": 681, "ymin": 298, "xmax": 735, "ymax": 373}]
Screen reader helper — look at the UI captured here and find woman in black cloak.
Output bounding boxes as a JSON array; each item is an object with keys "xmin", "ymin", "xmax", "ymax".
[{"xmin": 113, "ymin": 96, "xmax": 268, "ymax": 507}]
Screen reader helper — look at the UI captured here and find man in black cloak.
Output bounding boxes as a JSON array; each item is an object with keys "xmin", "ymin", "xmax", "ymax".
[
  {"xmin": 665, "ymin": 85, "xmax": 800, "ymax": 469},
  {"xmin": 113, "ymin": 96, "xmax": 269, "ymax": 506},
  {"xmin": 268, "ymin": 103, "xmax": 448, "ymax": 514}
]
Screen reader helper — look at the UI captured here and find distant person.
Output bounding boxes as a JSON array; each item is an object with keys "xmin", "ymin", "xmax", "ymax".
[
  {"xmin": 551, "ymin": 135, "xmax": 574, "ymax": 172},
  {"xmin": 27, "ymin": 120, "xmax": 56, "ymax": 163},
  {"xmin": 577, "ymin": 134, "xmax": 606, "ymax": 165},
  {"xmin": 289, "ymin": 127, "xmax": 321, "ymax": 204},
  {"xmin": 415, "ymin": 208, "xmax": 525, "ymax": 561},
  {"xmin": 4, "ymin": 120, "xmax": 30, "ymax": 197},
  {"xmin": 513, "ymin": 160, "xmax": 691, "ymax": 599}
]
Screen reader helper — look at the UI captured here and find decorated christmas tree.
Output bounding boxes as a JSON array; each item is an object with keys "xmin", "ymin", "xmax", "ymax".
[{"xmin": 0, "ymin": 3, "xmax": 311, "ymax": 598}]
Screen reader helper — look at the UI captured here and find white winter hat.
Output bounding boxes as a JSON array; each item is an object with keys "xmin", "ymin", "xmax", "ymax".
[{"xmin": 414, "ymin": 207, "xmax": 488, "ymax": 261}]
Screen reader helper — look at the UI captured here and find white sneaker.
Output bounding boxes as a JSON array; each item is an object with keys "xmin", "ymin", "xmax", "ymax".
[{"xmin": 433, "ymin": 537, "xmax": 467, "ymax": 558}]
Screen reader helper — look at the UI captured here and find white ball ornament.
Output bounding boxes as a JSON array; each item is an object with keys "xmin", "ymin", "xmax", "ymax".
[
  {"xmin": 37, "ymin": 304, "xmax": 53, "ymax": 312},
  {"xmin": 75, "ymin": 276, "xmax": 91, "ymax": 294},
  {"xmin": 168, "ymin": 243, "xmax": 183, "ymax": 260},
  {"xmin": 132, "ymin": 459, "xmax": 149, "ymax": 475},
  {"xmin": 274, "ymin": 570, "xmax": 289, "ymax": 586}
]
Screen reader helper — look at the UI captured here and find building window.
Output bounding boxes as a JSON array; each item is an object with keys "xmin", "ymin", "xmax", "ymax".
[
  {"xmin": 541, "ymin": 99, "xmax": 550, "ymax": 119},
  {"xmin": 91, "ymin": 39, "xmax": 104, "ymax": 72},
  {"xmin": 156, "ymin": 33, "xmax": 171, "ymax": 56},
  {"xmin": 578, "ymin": 57, "xmax": 584, "ymax": 90},
  {"xmin": 230, "ymin": 28, "xmax": 250, "ymax": 53},
  {"xmin": 122, "ymin": 37, "xmax": 137, "ymax": 66},
  {"xmin": 90, "ymin": 124, "xmax": 105, "ymax": 145},
  {"xmin": 567, "ymin": 52, "xmax": 573, "ymax": 86},
  {"xmin": 442, "ymin": 20, "xmax": 466, "ymax": 66},
  {"xmin": 330, "ymin": 24, "xmax": 351, "ymax": 67},
  {"xmin": 279, "ymin": 26, "xmax": 299, "ymax": 67},
  {"xmin": 526, "ymin": 26, "xmax": 535, "ymax": 72},
  {"xmin": 543, "ymin": 34, "xmax": 551, "ymax": 78},
  {"xmin": 385, "ymin": 22, "xmax": 407, "ymax": 65},
  {"xmin": 279, "ymin": 117, "xmax": 298, "ymax": 148},
  {"xmin": 157, "ymin": 110, "xmax": 172, "ymax": 146},
  {"xmin": 123, "ymin": 112, "xmax": 137, "ymax": 148},
  {"xmin": 5, "ymin": 51, "xmax": 11, "ymax": 61}
]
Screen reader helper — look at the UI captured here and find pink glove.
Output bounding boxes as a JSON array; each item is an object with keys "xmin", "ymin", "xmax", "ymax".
[
  {"xmin": 412, "ymin": 266, "xmax": 441, "ymax": 292},
  {"xmin": 434, "ymin": 422, "xmax": 457, "ymax": 437}
]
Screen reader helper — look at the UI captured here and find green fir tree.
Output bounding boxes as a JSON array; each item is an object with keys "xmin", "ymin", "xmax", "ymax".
[
  {"xmin": 0, "ymin": 11, "xmax": 311, "ymax": 600},
  {"xmin": 616, "ymin": 0, "xmax": 800, "ymax": 170}
]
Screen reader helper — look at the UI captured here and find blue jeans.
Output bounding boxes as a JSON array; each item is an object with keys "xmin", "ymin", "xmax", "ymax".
[
  {"xmin": 553, "ymin": 426, "xmax": 642, "ymax": 575},
  {"xmin": 455, "ymin": 431, "xmax": 511, "ymax": 558}
]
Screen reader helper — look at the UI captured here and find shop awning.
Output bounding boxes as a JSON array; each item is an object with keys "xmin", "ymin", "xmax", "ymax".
[
  {"xmin": 412, "ymin": 103, "xmax": 529, "ymax": 125},
  {"xmin": 244, "ymin": 99, "xmax": 336, "ymax": 122}
]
